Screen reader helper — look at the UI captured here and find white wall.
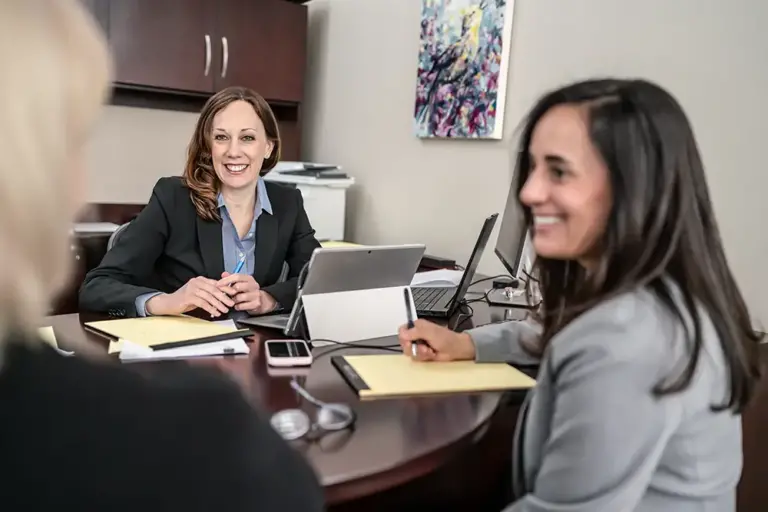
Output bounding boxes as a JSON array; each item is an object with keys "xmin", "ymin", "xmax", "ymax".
[
  {"xmin": 85, "ymin": 105, "xmax": 197, "ymax": 203},
  {"xmin": 301, "ymin": 0, "xmax": 768, "ymax": 327}
]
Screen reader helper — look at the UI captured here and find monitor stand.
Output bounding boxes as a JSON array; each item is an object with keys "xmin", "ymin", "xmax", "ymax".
[{"xmin": 485, "ymin": 287, "xmax": 529, "ymax": 308}]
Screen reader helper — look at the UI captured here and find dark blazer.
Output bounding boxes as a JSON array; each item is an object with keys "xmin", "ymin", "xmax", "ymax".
[
  {"xmin": 79, "ymin": 177, "xmax": 321, "ymax": 317},
  {"xmin": 0, "ymin": 338, "xmax": 325, "ymax": 511}
]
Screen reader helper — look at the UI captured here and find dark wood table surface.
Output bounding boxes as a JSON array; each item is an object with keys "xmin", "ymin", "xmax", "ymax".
[
  {"xmin": 43, "ymin": 292, "xmax": 768, "ymax": 512},
  {"xmin": 44, "ymin": 289, "xmax": 530, "ymax": 509}
]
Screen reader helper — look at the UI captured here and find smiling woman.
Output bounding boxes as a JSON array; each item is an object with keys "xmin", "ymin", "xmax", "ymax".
[
  {"xmin": 183, "ymin": 87, "xmax": 281, "ymax": 222},
  {"xmin": 519, "ymin": 104, "xmax": 613, "ymax": 266},
  {"xmin": 398, "ymin": 78, "xmax": 763, "ymax": 511},
  {"xmin": 79, "ymin": 86, "xmax": 321, "ymax": 319}
]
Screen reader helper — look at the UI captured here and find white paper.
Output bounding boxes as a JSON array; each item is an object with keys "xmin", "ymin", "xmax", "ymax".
[
  {"xmin": 410, "ymin": 269, "xmax": 464, "ymax": 288},
  {"xmin": 118, "ymin": 338, "xmax": 249, "ymax": 362},
  {"xmin": 212, "ymin": 319, "xmax": 239, "ymax": 329},
  {"xmin": 73, "ymin": 222, "xmax": 120, "ymax": 234},
  {"xmin": 272, "ymin": 161, "xmax": 342, "ymax": 172},
  {"xmin": 301, "ymin": 286, "xmax": 417, "ymax": 343}
]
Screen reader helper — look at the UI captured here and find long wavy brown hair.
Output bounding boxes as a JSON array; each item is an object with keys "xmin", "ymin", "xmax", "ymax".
[{"xmin": 181, "ymin": 86, "xmax": 281, "ymax": 221}]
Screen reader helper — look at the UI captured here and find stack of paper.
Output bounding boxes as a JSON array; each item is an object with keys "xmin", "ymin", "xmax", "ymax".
[
  {"xmin": 119, "ymin": 338, "xmax": 249, "ymax": 362},
  {"xmin": 410, "ymin": 269, "xmax": 464, "ymax": 288},
  {"xmin": 73, "ymin": 222, "xmax": 120, "ymax": 234},
  {"xmin": 83, "ymin": 316, "xmax": 248, "ymax": 355}
]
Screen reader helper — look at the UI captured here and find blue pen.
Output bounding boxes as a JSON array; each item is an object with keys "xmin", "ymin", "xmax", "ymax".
[{"xmin": 232, "ymin": 257, "xmax": 245, "ymax": 274}]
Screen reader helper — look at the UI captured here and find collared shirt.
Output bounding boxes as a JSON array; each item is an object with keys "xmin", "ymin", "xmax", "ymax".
[
  {"xmin": 135, "ymin": 179, "xmax": 272, "ymax": 317},
  {"xmin": 218, "ymin": 177, "xmax": 273, "ymax": 277}
]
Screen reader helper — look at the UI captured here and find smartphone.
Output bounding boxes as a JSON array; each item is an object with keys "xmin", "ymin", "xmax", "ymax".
[{"xmin": 265, "ymin": 339, "xmax": 313, "ymax": 367}]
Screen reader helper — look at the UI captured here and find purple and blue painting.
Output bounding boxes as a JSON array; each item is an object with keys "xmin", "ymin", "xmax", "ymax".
[{"xmin": 414, "ymin": 0, "xmax": 514, "ymax": 139}]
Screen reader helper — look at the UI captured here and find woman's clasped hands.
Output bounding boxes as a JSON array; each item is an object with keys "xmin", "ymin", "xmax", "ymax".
[
  {"xmin": 145, "ymin": 273, "xmax": 276, "ymax": 317},
  {"xmin": 217, "ymin": 271, "xmax": 277, "ymax": 315}
]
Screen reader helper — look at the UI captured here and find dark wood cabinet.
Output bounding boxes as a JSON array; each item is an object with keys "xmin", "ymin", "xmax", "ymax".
[
  {"xmin": 109, "ymin": 0, "xmax": 216, "ymax": 93},
  {"xmin": 95, "ymin": 0, "xmax": 308, "ymax": 160},
  {"xmin": 105, "ymin": 0, "xmax": 307, "ymax": 102},
  {"xmin": 216, "ymin": 0, "xmax": 307, "ymax": 102}
]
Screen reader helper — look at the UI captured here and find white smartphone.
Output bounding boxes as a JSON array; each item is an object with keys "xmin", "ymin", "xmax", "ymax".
[{"xmin": 265, "ymin": 339, "xmax": 313, "ymax": 367}]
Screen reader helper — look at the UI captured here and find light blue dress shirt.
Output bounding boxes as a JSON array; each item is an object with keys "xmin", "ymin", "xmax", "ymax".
[{"xmin": 135, "ymin": 178, "xmax": 272, "ymax": 316}]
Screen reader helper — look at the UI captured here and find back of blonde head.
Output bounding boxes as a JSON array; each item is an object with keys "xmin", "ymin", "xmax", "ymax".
[{"xmin": 0, "ymin": 1, "xmax": 111, "ymax": 348}]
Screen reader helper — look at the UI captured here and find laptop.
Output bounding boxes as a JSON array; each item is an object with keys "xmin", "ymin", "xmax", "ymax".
[
  {"xmin": 237, "ymin": 244, "xmax": 426, "ymax": 335},
  {"xmin": 412, "ymin": 213, "xmax": 498, "ymax": 318}
]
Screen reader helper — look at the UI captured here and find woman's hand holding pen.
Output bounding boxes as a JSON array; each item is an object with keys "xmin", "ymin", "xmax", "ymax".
[
  {"xmin": 218, "ymin": 272, "xmax": 277, "ymax": 314},
  {"xmin": 398, "ymin": 320, "xmax": 477, "ymax": 362},
  {"xmin": 146, "ymin": 276, "xmax": 234, "ymax": 317}
]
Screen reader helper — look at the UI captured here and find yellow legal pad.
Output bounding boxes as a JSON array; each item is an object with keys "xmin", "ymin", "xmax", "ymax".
[
  {"xmin": 83, "ymin": 316, "xmax": 248, "ymax": 354},
  {"xmin": 320, "ymin": 240, "xmax": 363, "ymax": 248},
  {"xmin": 331, "ymin": 354, "xmax": 536, "ymax": 400}
]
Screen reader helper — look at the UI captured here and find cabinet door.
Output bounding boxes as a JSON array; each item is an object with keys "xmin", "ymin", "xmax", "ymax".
[
  {"xmin": 109, "ymin": 0, "xmax": 215, "ymax": 93},
  {"xmin": 215, "ymin": 0, "xmax": 307, "ymax": 102}
]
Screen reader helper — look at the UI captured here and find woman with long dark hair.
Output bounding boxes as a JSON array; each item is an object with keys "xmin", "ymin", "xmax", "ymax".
[{"xmin": 400, "ymin": 78, "xmax": 762, "ymax": 511}]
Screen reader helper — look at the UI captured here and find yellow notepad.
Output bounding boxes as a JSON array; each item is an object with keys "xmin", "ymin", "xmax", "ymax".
[
  {"xmin": 332, "ymin": 354, "xmax": 535, "ymax": 400},
  {"xmin": 84, "ymin": 316, "xmax": 247, "ymax": 354},
  {"xmin": 320, "ymin": 240, "xmax": 363, "ymax": 248}
]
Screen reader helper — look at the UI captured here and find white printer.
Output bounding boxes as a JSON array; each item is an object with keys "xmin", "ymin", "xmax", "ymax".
[{"xmin": 264, "ymin": 161, "xmax": 355, "ymax": 241}]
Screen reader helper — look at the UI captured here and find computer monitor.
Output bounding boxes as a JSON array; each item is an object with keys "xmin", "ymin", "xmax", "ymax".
[
  {"xmin": 494, "ymin": 181, "xmax": 529, "ymax": 280},
  {"xmin": 485, "ymin": 181, "xmax": 532, "ymax": 307}
]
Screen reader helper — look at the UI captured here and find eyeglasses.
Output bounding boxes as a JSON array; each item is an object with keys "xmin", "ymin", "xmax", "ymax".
[{"xmin": 270, "ymin": 378, "xmax": 356, "ymax": 450}]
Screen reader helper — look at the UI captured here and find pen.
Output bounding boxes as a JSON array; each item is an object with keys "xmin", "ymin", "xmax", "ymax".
[
  {"xmin": 403, "ymin": 287, "xmax": 423, "ymax": 357},
  {"xmin": 149, "ymin": 329, "xmax": 252, "ymax": 351},
  {"xmin": 232, "ymin": 257, "xmax": 245, "ymax": 274}
]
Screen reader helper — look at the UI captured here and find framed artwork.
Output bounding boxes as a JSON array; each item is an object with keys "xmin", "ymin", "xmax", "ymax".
[{"xmin": 414, "ymin": 0, "xmax": 515, "ymax": 139}]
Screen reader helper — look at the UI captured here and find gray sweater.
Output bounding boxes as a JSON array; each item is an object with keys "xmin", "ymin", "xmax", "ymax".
[{"xmin": 468, "ymin": 285, "xmax": 741, "ymax": 511}]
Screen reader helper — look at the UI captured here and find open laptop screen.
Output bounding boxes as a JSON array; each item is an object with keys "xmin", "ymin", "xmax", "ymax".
[{"xmin": 447, "ymin": 213, "xmax": 498, "ymax": 313}]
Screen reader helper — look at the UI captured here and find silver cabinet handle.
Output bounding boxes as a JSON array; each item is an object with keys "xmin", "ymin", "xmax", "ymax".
[
  {"xmin": 204, "ymin": 34, "xmax": 211, "ymax": 76},
  {"xmin": 221, "ymin": 36, "xmax": 229, "ymax": 78}
]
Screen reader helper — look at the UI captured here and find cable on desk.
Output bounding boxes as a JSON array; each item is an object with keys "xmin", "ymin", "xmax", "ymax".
[
  {"xmin": 449, "ymin": 301, "xmax": 475, "ymax": 331},
  {"xmin": 468, "ymin": 274, "xmax": 513, "ymax": 287},
  {"xmin": 311, "ymin": 338, "xmax": 402, "ymax": 360}
]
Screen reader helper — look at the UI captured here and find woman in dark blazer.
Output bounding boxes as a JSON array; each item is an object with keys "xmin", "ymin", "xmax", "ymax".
[{"xmin": 79, "ymin": 87, "xmax": 320, "ymax": 319}]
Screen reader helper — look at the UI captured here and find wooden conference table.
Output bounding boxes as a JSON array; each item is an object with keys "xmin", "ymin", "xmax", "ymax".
[
  {"xmin": 45, "ymin": 299, "xmax": 768, "ymax": 512},
  {"xmin": 45, "ymin": 292, "xmax": 530, "ymax": 511}
]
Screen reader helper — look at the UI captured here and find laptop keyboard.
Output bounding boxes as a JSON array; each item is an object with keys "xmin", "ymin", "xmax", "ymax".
[{"xmin": 412, "ymin": 287, "xmax": 450, "ymax": 310}]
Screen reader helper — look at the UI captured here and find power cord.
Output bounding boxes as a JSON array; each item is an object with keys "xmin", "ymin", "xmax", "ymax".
[
  {"xmin": 310, "ymin": 339, "xmax": 402, "ymax": 360},
  {"xmin": 311, "ymin": 338, "xmax": 401, "ymax": 352},
  {"xmin": 468, "ymin": 274, "xmax": 513, "ymax": 287},
  {"xmin": 449, "ymin": 301, "xmax": 474, "ymax": 331}
]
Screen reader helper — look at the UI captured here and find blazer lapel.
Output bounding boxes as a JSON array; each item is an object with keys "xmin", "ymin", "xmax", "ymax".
[
  {"xmin": 253, "ymin": 213, "xmax": 277, "ymax": 285},
  {"xmin": 197, "ymin": 216, "xmax": 224, "ymax": 279}
]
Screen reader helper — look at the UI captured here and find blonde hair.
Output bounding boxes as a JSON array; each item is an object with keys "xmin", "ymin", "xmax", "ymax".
[{"xmin": 0, "ymin": 1, "xmax": 112, "ymax": 349}]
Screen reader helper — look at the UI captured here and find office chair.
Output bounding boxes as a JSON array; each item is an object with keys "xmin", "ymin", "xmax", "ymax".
[
  {"xmin": 107, "ymin": 221, "xmax": 132, "ymax": 251},
  {"xmin": 278, "ymin": 261, "xmax": 289, "ymax": 282}
]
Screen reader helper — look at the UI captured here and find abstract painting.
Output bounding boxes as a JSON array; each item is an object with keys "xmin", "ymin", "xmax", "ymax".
[{"xmin": 414, "ymin": 0, "xmax": 515, "ymax": 139}]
